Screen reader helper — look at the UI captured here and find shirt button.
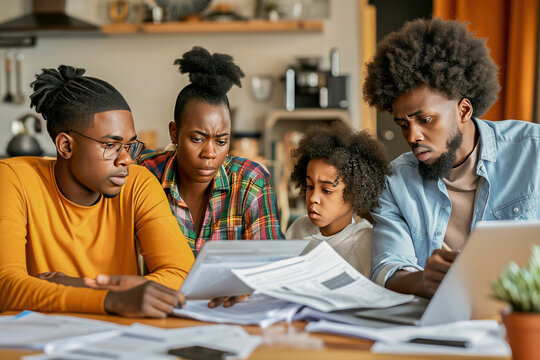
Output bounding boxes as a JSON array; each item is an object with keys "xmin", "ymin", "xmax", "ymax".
[
  {"xmin": 435, "ymin": 231, "xmax": 442, "ymax": 236},
  {"xmin": 444, "ymin": 206, "xmax": 450, "ymax": 210},
  {"xmin": 513, "ymin": 207, "xmax": 519, "ymax": 213}
]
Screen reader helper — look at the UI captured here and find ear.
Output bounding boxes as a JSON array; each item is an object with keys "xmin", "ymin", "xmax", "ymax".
[
  {"xmin": 458, "ymin": 97, "xmax": 473, "ymax": 124},
  {"xmin": 168, "ymin": 121, "xmax": 178, "ymax": 145},
  {"xmin": 55, "ymin": 132, "xmax": 74, "ymax": 160}
]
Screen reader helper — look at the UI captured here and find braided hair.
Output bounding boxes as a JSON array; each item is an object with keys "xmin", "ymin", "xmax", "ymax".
[
  {"xmin": 290, "ymin": 123, "xmax": 392, "ymax": 215},
  {"xmin": 30, "ymin": 65, "xmax": 130, "ymax": 140},
  {"xmin": 173, "ymin": 46, "xmax": 245, "ymax": 125}
]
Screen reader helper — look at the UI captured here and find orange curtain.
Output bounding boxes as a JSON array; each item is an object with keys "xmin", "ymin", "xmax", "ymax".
[{"xmin": 434, "ymin": 0, "xmax": 538, "ymax": 122}]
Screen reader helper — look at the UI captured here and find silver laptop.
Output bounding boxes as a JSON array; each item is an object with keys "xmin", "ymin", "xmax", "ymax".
[
  {"xmin": 355, "ymin": 220, "xmax": 540, "ymax": 326},
  {"xmin": 180, "ymin": 240, "xmax": 310, "ymax": 299}
]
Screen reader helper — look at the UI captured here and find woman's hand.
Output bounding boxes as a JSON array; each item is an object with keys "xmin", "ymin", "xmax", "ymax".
[{"xmin": 207, "ymin": 295, "xmax": 249, "ymax": 308}]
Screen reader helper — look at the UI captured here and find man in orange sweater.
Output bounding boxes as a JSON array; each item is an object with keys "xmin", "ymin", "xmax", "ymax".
[{"xmin": 0, "ymin": 65, "xmax": 194, "ymax": 318}]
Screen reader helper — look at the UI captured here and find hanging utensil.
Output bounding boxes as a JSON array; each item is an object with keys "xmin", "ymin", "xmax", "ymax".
[
  {"xmin": 3, "ymin": 52, "xmax": 14, "ymax": 103},
  {"xmin": 13, "ymin": 52, "xmax": 25, "ymax": 104}
]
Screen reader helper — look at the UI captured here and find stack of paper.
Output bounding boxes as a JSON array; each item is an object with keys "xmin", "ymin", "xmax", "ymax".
[
  {"xmin": 306, "ymin": 319, "xmax": 511, "ymax": 357},
  {"xmin": 173, "ymin": 293, "xmax": 303, "ymax": 328},
  {"xmin": 0, "ymin": 312, "xmax": 261, "ymax": 360},
  {"xmin": 25, "ymin": 324, "xmax": 260, "ymax": 360},
  {"xmin": 232, "ymin": 242, "xmax": 414, "ymax": 312},
  {"xmin": 0, "ymin": 311, "xmax": 120, "ymax": 353}
]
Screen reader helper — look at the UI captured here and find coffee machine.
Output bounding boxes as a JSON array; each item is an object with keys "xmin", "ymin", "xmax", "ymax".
[{"xmin": 285, "ymin": 48, "xmax": 349, "ymax": 111}]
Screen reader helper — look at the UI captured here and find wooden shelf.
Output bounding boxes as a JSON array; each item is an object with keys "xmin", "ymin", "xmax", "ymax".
[{"xmin": 101, "ymin": 20, "xmax": 323, "ymax": 35}]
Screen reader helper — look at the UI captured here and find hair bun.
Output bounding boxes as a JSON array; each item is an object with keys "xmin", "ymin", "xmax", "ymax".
[
  {"xmin": 30, "ymin": 65, "xmax": 86, "ymax": 119},
  {"xmin": 174, "ymin": 46, "xmax": 245, "ymax": 96}
]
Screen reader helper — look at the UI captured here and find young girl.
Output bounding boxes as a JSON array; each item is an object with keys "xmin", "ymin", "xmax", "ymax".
[{"xmin": 286, "ymin": 124, "xmax": 391, "ymax": 277}]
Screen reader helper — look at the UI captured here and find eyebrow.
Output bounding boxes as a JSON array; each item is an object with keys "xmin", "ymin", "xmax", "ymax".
[
  {"xmin": 306, "ymin": 175, "xmax": 339, "ymax": 187},
  {"xmin": 102, "ymin": 134, "xmax": 138, "ymax": 142},
  {"xmin": 394, "ymin": 110, "xmax": 424, "ymax": 122},
  {"xmin": 193, "ymin": 130, "xmax": 230, "ymax": 137}
]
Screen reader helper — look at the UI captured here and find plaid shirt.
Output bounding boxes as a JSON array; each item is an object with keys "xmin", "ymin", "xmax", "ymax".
[{"xmin": 137, "ymin": 151, "xmax": 284, "ymax": 256}]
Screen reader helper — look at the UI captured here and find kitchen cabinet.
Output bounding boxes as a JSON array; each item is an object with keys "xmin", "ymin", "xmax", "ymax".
[{"xmin": 101, "ymin": 19, "xmax": 323, "ymax": 34}]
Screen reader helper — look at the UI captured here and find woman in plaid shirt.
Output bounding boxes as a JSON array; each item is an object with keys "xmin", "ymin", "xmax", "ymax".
[{"xmin": 138, "ymin": 47, "xmax": 284, "ymax": 265}]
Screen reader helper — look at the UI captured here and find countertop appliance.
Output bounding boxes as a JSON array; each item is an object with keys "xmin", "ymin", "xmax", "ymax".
[{"xmin": 284, "ymin": 48, "xmax": 349, "ymax": 111}]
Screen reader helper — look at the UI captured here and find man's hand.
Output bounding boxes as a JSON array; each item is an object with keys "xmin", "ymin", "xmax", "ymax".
[
  {"xmin": 385, "ymin": 249, "xmax": 459, "ymax": 298},
  {"xmin": 207, "ymin": 295, "xmax": 249, "ymax": 308},
  {"xmin": 36, "ymin": 272, "xmax": 97, "ymax": 288},
  {"xmin": 422, "ymin": 249, "xmax": 458, "ymax": 297},
  {"xmin": 104, "ymin": 281, "xmax": 185, "ymax": 318},
  {"xmin": 89, "ymin": 274, "xmax": 149, "ymax": 291}
]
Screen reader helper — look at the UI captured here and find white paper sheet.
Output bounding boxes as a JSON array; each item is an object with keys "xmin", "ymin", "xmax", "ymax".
[
  {"xmin": 293, "ymin": 306, "xmax": 396, "ymax": 328},
  {"xmin": 173, "ymin": 293, "xmax": 302, "ymax": 328},
  {"xmin": 306, "ymin": 319, "xmax": 511, "ymax": 357},
  {"xmin": 232, "ymin": 242, "xmax": 414, "ymax": 312},
  {"xmin": 24, "ymin": 322, "xmax": 261, "ymax": 360},
  {"xmin": 0, "ymin": 311, "xmax": 120, "ymax": 353}
]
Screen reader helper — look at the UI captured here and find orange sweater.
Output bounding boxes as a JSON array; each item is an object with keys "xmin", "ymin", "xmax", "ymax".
[{"xmin": 0, "ymin": 157, "xmax": 194, "ymax": 313}]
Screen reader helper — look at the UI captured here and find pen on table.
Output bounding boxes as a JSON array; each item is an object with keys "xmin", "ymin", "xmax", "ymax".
[{"xmin": 408, "ymin": 337, "xmax": 470, "ymax": 348}]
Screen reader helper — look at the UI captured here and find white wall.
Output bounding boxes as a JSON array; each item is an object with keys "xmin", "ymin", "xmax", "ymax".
[{"xmin": 0, "ymin": 0, "xmax": 360, "ymax": 154}]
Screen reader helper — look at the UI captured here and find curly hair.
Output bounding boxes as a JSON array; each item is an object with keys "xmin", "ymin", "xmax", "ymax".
[
  {"xmin": 290, "ymin": 123, "xmax": 392, "ymax": 215},
  {"xmin": 363, "ymin": 18, "xmax": 500, "ymax": 117},
  {"xmin": 173, "ymin": 46, "xmax": 244, "ymax": 125}
]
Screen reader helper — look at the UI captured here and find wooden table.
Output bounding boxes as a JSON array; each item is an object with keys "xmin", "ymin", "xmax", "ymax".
[{"xmin": 0, "ymin": 312, "xmax": 510, "ymax": 359}]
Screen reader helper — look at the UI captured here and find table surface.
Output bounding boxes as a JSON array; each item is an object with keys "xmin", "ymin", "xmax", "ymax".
[{"xmin": 0, "ymin": 312, "xmax": 510, "ymax": 360}]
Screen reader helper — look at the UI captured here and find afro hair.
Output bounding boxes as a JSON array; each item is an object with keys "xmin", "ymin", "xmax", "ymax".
[
  {"xmin": 290, "ymin": 123, "xmax": 392, "ymax": 215},
  {"xmin": 363, "ymin": 18, "xmax": 500, "ymax": 118}
]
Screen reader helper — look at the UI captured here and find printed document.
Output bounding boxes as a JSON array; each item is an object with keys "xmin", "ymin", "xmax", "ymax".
[
  {"xmin": 23, "ymin": 322, "xmax": 261, "ymax": 360},
  {"xmin": 0, "ymin": 311, "xmax": 120, "ymax": 353},
  {"xmin": 306, "ymin": 319, "xmax": 510, "ymax": 357},
  {"xmin": 173, "ymin": 293, "xmax": 302, "ymax": 328},
  {"xmin": 232, "ymin": 242, "xmax": 414, "ymax": 312}
]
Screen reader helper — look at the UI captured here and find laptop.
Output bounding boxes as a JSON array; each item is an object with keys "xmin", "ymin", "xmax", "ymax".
[
  {"xmin": 355, "ymin": 220, "xmax": 540, "ymax": 326},
  {"xmin": 180, "ymin": 240, "xmax": 310, "ymax": 300}
]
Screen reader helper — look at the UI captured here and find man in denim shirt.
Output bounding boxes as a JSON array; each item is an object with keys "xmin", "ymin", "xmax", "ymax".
[{"xmin": 363, "ymin": 18, "xmax": 540, "ymax": 298}]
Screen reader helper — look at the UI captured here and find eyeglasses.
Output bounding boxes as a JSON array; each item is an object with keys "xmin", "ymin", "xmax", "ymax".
[{"xmin": 68, "ymin": 130, "xmax": 146, "ymax": 160}]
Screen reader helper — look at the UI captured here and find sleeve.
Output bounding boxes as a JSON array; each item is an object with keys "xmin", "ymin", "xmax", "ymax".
[
  {"xmin": 242, "ymin": 176, "xmax": 285, "ymax": 240},
  {"xmin": 370, "ymin": 177, "xmax": 423, "ymax": 286},
  {"xmin": 0, "ymin": 163, "xmax": 108, "ymax": 313},
  {"xmin": 132, "ymin": 166, "xmax": 195, "ymax": 290}
]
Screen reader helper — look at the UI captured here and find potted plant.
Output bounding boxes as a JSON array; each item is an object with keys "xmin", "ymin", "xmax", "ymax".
[
  {"xmin": 264, "ymin": 2, "xmax": 280, "ymax": 22},
  {"xmin": 491, "ymin": 245, "xmax": 540, "ymax": 360}
]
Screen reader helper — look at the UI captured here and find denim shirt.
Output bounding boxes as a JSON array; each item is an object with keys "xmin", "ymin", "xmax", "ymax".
[{"xmin": 370, "ymin": 118, "xmax": 540, "ymax": 286}]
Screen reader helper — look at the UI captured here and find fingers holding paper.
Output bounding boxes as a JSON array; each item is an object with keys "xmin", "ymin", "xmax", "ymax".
[
  {"xmin": 104, "ymin": 280, "xmax": 186, "ymax": 318},
  {"xmin": 208, "ymin": 295, "xmax": 249, "ymax": 308}
]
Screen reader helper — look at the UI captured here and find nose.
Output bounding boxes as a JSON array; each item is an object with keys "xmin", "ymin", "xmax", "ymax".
[
  {"xmin": 403, "ymin": 122, "xmax": 424, "ymax": 145},
  {"xmin": 308, "ymin": 188, "xmax": 320, "ymax": 205},
  {"xmin": 114, "ymin": 145, "xmax": 133, "ymax": 167},
  {"xmin": 201, "ymin": 141, "xmax": 217, "ymax": 159}
]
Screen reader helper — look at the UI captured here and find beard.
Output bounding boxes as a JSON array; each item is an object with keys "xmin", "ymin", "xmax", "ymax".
[{"xmin": 418, "ymin": 129, "xmax": 463, "ymax": 180}]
